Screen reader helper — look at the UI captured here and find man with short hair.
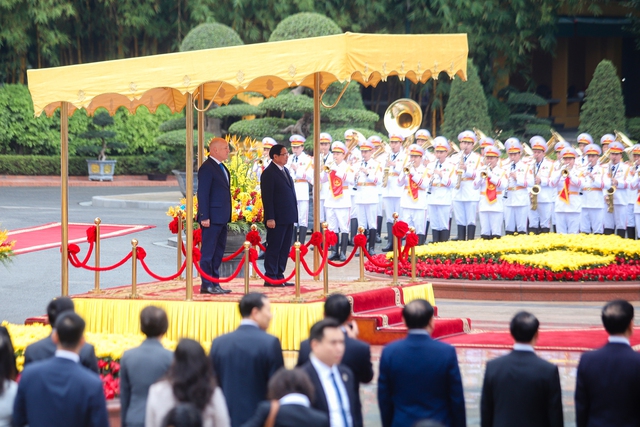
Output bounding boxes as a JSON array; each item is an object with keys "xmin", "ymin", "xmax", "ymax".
[
  {"xmin": 480, "ymin": 311, "xmax": 563, "ymax": 427},
  {"xmin": 13, "ymin": 312, "xmax": 109, "ymax": 427},
  {"xmin": 210, "ymin": 293, "xmax": 284, "ymax": 427},
  {"xmin": 287, "ymin": 134, "xmax": 313, "ymax": 244},
  {"xmin": 378, "ymin": 299, "xmax": 465, "ymax": 427},
  {"xmin": 119, "ymin": 306, "xmax": 173, "ymax": 427},
  {"xmin": 23, "ymin": 297, "xmax": 98, "ymax": 372},
  {"xmin": 575, "ymin": 299, "xmax": 640, "ymax": 427},
  {"xmin": 300, "ymin": 318, "xmax": 359, "ymax": 427}
]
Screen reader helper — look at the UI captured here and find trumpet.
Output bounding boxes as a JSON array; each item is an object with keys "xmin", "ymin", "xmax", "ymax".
[
  {"xmin": 480, "ymin": 170, "xmax": 488, "ymax": 179},
  {"xmin": 530, "ymin": 185, "xmax": 541, "ymax": 211},
  {"xmin": 606, "ymin": 186, "xmax": 616, "ymax": 213},
  {"xmin": 404, "ymin": 167, "xmax": 411, "ymax": 174},
  {"xmin": 323, "ymin": 164, "xmax": 332, "ymax": 173},
  {"xmin": 257, "ymin": 158, "xmax": 264, "ymax": 166},
  {"xmin": 561, "ymin": 168, "xmax": 570, "ymax": 178}
]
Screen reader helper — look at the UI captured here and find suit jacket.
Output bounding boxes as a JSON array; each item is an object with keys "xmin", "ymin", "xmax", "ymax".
[
  {"xmin": 23, "ymin": 334, "xmax": 99, "ymax": 373},
  {"xmin": 377, "ymin": 333, "xmax": 466, "ymax": 427},
  {"xmin": 119, "ymin": 338, "xmax": 173, "ymax": 427},
  {"xmin": 575, "ymin": 341, "xmax": 640, "ymax": 427},
  {"xmin": 297, "ymin": 332, "xmax": 373, "ymax": 427},
  {"xmin": 240, "ymin": 400, "xmax": 329, "ymax": 427},
  {"xmin": 300, "ymin": 361, "xmax": 359, "ymax": 427},
  {"xmin": 260, "ymin": 162, "xmax": 298, "ymax": 225},
  {"xmin": 481, "ymin": 350, "xmax": 563, "ymax": 427},
  {"xmin": 210, "ymin": 324, "xmax": 285, "ymax": 427},
  {"xmin": 197, "ymin": 157, "xmax": 232, "ymax": 224},
  {"xmin": 12, "ymin": 356, "xmax": 109, "ymax": 427}
]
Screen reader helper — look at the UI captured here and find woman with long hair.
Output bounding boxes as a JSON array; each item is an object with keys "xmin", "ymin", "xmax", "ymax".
[
  {"xmin": 0, "ymin": 326, "xmax": 18, "ymax": 427},
  {"xmin": 146, "ymin": 339, "xmax": 229, "ymax": 427}
]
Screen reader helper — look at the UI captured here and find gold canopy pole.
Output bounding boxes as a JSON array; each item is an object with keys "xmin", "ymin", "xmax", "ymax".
[
  {"xmin": 185, "ymin": 93, "xmax": 194, "ymax": 301},
  {"xmin": 312, "ymin": 73, "xmax": 321, "ymax": 281},
  {"xmin": 60, "ymin": 102, "xmax": 69, "ymax": 296},
  {"xmin": 198, "ymin": 85, "xmax": 205, "ymax": 167}
]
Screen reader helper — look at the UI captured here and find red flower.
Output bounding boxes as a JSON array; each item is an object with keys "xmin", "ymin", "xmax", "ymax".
[
  {"xmin": 193, "ymin": 228, "xmax": 202, "ymax": 246},
  {"xmin": 169, "ymin": 217, "xmax": 179, "ymax": 234}
]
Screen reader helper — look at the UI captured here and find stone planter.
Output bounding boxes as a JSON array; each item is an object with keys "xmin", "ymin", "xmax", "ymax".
[
  {"xmin": 172, "ymin": 170, "xmax": 198, "ymax": 197},
  {"xmin": 87, "ymin": 159, "xmax": 117, "ymax": 181}
]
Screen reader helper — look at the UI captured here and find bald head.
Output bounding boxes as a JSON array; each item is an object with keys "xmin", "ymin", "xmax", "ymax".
[{"xmin": 209, "ymin": 137, "xmax": 230, "ymax": 162}]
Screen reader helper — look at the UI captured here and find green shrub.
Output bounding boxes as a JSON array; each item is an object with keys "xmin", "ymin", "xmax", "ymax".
[
  {"xmin": 626, "ymin": 117, "xmax": 640, "ymax": 140},
  {"xmin": 268, "ymin": 13, "xmax": 341, "ymax": 42},
  {"xmin": 180, "ymin": 23, "xmax": 244, "ymax": 51},
  {"xmin": 159, "ymin": 117, "xmax": 189, "ymax": 133},
  {"xmin": 228, "ymin": 118, "xmax": 296, "ymax": 141},
  {"xmin": 260, "ymin": 94, "xmax": 314, "ymax": 114},
  {"xmin": 0, "ymin": 155, "xmax": 160, "ymax": 175},
  {"xmin": 323, "ymin": 108, "xmax": 379, "ymax": 127},
  {"xmin": 208, "ymin": 104, "xmax": 265, "ymax": 119},
  {"xmin": 579, "ymin": 60, "xmax": 626, "ymax": 138}
]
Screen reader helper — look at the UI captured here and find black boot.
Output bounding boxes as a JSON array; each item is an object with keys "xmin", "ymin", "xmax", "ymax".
[
  {"xmin": 553, "ymin": 225, "xmax": 557, "ymax": 233},
  {"xmin": 292, "ymin": 226, "xmax": 298, "ymax": 245},
  {"xmin": 491, "ymin": 234, "xmax": 501, "ymax": 239},
  {"xmin": 616, "ymin": 228, "xmax": 626, "ymax": 238},
  {"xmin": 348, "ymin": 218, "xmax": 358, "ymax": 246},
  {"xmin": 481, "ymin": 234, "xmax": 491, "ymax": 240},
  {"xmin": 298, "ymin": 226, "xmax": 307, "ymax": 245},
  {"xmin": 376, "ymin": 216, "xmax": 383, "ymax": 243},
  {"xmin": 441, "ymin": 229, "xmax": 450, "ymax": 242},
  {"xmin": 432, "ymin": 230, "xmax": 441, "ymax": 243},
  {"xmin": 604, "ymin": 228, "xmax": 615, "ymax": 235},
  {"xmin": 418, "ymin": 234, "xmax": 426, "ymax": 245},
  {"xmin": 340, "ymin": 232, "xmax": 349, "ymax": 261},
  {"xmin": 627, "ymin": 227, "xmax": 636, "ymax": 240},
  {"xmin": 467, "ymin": 224, "xmax": 476, "ymax": 240},
  {"xmin": 455, "ymin": 225, "xmax": 466, "ymax": 241},
  {"xmin": 382, "ymin": 223, "xmax": 394, "ymax": 251},
  {"xmin": 540, "ymin": 227, "xmax": 550, "ymax": 233},
  {"xmin": 329, "ymin": 244, "xmax": 340, "ymax": 260},
  {"xmin": 505, "ymin": 230, "xmax": 514, "ymax": 236},
  {"xmin": 368, "ymin": 229, "xmax": 377, "ymax": 255},
  {"xmin": 425, "ymin": 221, "xmax": 430, "ymax": 238}
]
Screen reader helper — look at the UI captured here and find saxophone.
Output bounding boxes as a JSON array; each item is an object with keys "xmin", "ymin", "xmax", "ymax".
[
  {"xmin": 530, "ymin": 185, "xmax": 541, "ymax": 211},
  {"xmin": 606, "ymin": 186, "xmax": 616, "ymax": 213},
  {"xmin": 454, "ymin": 153, "xmax": 465, "ymax": 190}
]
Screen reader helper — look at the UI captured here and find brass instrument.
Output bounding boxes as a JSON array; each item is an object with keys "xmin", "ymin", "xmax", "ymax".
[
  {"xmin": 420, "ymin": 136, "xmax": 434, "ymax": 151},
  {"xmin": 382, "ymin": 168, "xmax": 390, "ymax": 188},
  {"xmin": 523, "ymin": 143, "xmax": 534, "ymax": 157},
  {"xmin": 384, "ymin": 98, "xmax": 423, "ymax": 147},
  {"xmin": 455, "ymin": 153, "xmax": 465, "ymax": 189},
  {"xmin": 606, "ymin": 186, "xmax": 616, "ymax": 213},
  {"xmin": 403, "ymin": 167, "xmax": 411, "ymax": 174},
  {"xmin": 530, "ymin": 185, "xmax": 541, "ymax": 211},
  {"xmin": 561, "ymin": 168, "xmax": 570, "ymax": 178},
  {"xmin": 480, "ymin": 170, "xmax": 488, "ymax": 179},
  {"xmin": 615, "ymin": 130, "xmax": 634, "ymax": 149},
  {"xmin": 450, "ymin": 142, "xmax": 461, "ymax": 153},
  {"xmin": 545, "ymin": 129, "xmax": 566, "ymax": 156},
  {"xmin": 257, "ymin": 158, "xmax": 264, "ymax": 166},
  {"xmin": 599, "ymin": 149, "xmax": 611, "ymax": 165},
  {"xmin": 323, "ymin": 165, "xmax": 332, "ymax": 173}
]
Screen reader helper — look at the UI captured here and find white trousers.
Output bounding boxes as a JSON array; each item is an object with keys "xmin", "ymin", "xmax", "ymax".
[
  {"xmin": 327, "ymin": 207, "xmax": 350, "ymax": 233},
  {"xmin": 453, "ymin": 201, "xmax": 478, "ymax": 226},
  {"xmin": 383, "ymin": 197, "xmax": 402, "ymax": 224},
  {"xmin": 504, "ymin": 205, "xmax": 528, "ymax": 233},
  {"xmin": 580, "ymin": 208, "xmax": 604, "ymax": 234},
  {"xmin": 319, "ymin": 199, "xmax": 326, "ymax": 222},
  {"xmin": 556, "ymin": 212, "xmax": 580, "ymax": 234},
  {"xmin": 296, "ymin": 200, "xmax": 309, "ymax": 227},
  {"xmin": 429, "ymin": 204, "xmax": 450, "ymax": 231},
  {"xmin": 628, "ymin": 204, "xmax": 635, "ymax": 227},
  {"xmin": 377, "ymin": 195, "xmax": 383, "ymax": 216},
  {"xmin": 528, "ymin": 202, "xmax": 553, "ymax": 229},
  {"xmin": 604, "ymin": 205, "xmax": 627, "ymax": 230},
  {"xmin": 402, "ymin": 208, "xmax": 426, "ymax": 234},
  {"xmin": 357, "ymin": 204, "xmax": 378, "ymax": 229},
  {"xmin": 479, "ymin": 212, "xmax": 503, "ymax": 236},
  {"xmin": 635, "ymin": 214, "xmax": 640, "ymax": 238},
  {"xmin": 350, "ymin": 195, "xmax": 357, "ymax": 219}
]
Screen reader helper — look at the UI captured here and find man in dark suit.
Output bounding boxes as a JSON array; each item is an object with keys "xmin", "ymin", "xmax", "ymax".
[
  {"xmin": 300, "ymin": 318, "xmax": 359, "ymax": 427},
  {"xmin": 120, "ymin": 306, "xmax": 173, "ymax": 427},
  {"xmin": 23, "ymin": 297, "xmax": 98, "ymax": 373},
  {"xmin": 480, "ymin": 311, "xmax": 563, "ymax": 427},
  {"xmin": 197, "ymin": 137, "xmax": 232, "ymax": 294},
  {"xmin": 575, "ymin": 299, "xmax": 640, "ymax": 427},
  {"xmin": 297, "ymin": 294, "xmax": 373, "ymax": 427},
  {"xmin": 378, "ymin": 299, "xmax": 465, "ymax": 427},
  {"xmin": 260, "ymin": 143, "xmax": 298, "ymax": 287},
  {"xmin": 13, "ymin": 311, "xmax": 109, "ymax": 427},
  {"xmin": 210, "ymin": 293, "xmax": 284, "ymax": 427}
]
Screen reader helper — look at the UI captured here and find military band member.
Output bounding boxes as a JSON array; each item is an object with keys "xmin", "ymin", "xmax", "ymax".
[
  {"xmin": 287, "ymin": 134, "xmax": 313, "ymax": 244},
  {"xmin": 452, "ymin": 130, "xmax": 481, "ymax": 240},
  {"xmin": 600, "ymin": 133, "xmax": 615, "ymax": 154},
  {"xmin": 369, "ymin": 135, "xmax": 385, "ymax": 243},
  {"xmin": 398, "ymin": 144, "xmax": 429, "ymax": 244},
  {"xmin": 252, "ymin": 137, "xmax": 276, "ymax": 184},
  {"xmin": 603, "ymin": 141, "xmax": 630, "ymax": 238},
  {"xmin": 345, "ymin": 129, "xmax": 361, "ymax": 246},
  {"xmin": 427, "ymin": 137, "xmax": 456, "ymax": 243},
  {"xmin": 474, "ymin": 146, "xmax": 507, "ymax": 239},
  {"xmin": 580, "ymin": 143, "xmax": 609, "ymax": 234},
  {"xmin": 550, "ymin": 147, "xmax": 583, "ymax": 234},
  {"xmin": 503, "ymin": 138, "xmax": 534, "ymax": 235},
  {"xmin": 318, "ymin": 132, "xmax": 334, "ymax": 222},
  {"xmin": 322, "ymin": 141, "xmax": 355, "ymax": 261},
  {"xmin": 381, "ymin": 133, "xmax": 406, "ymax": 251},
  {"xmin": 527, "ymin": 137, "xmax": 555, "ymax": 234},
  {"xmin": 416, "ymin": 129, "xmax": 434, "ymax": 236},
  {"xmin": 576, "ymin": 133, "xmax": 593, "ymax": 168},
  {"xmin": 628, "ymin": 144, "xmax": 640, "ymax": 239},
  {"xmin": 354, "ymin": 139, "xmax": 382, "ymax": 254}
]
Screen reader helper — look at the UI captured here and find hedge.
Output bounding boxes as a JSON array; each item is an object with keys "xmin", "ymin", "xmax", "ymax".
[{"xmin": 0, "ymin": 155, "xmax": 158, "ymax": 176}]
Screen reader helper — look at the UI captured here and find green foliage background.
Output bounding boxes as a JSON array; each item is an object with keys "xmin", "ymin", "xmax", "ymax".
[{"xmin": 579, "ymin": 60, "xmax": 627, "ymax": 138}]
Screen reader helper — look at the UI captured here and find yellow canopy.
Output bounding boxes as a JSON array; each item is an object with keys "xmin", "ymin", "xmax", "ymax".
[{"xmin": 27, "ymin": 32, "xmax": 468, "ymax": 117}]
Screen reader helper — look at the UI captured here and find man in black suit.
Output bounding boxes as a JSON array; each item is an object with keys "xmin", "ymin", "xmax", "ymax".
[
  {"xmin": 480, "ymin": 311, "xmax": 563, "ymax": 427},
  {"xmin": 23, "ymin": 297, "xmax": 99, "ymax": 373},
  {"xmin": 260, "ymin": 143, "xmax": 298, "ymax": 287},
  {"xmin": 210, "ymin": 293, "xmax": 285, "ymax": 427},
  {"xmin": 197, "ymin": 137, "xmax": 232, "ymax": 294},
  {"xmin": 378, "ymin": 299, "xmax": 465, "ymax": 427},
  {"xmin": 120, "ymin": 306, "xmax": 173, "ymax": 427},
  {"xmin": 297, "ymin": 294, "xmax": 373, "ymax": 427},
  {"xmin": 300, "ymin": 318, "xmax": 359, "ymax": 427},
  {"xmin": 13, "ymin": 311, "xmax": 109, "ymax": 427},
  {"xmin": 575, "ymin": 299, "xmax": 640, "ymax": 427}
]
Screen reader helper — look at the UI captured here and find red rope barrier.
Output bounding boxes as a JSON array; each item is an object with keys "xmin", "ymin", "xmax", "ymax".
[
  {"xmin": 222, "ymin": 245, "xmax": 245, "ymax": 262},
  {"xmin": 401, "ymin": 232, "xmax": 419, "ymax": 261},
  {"xmin": 300, "ymin": 243, "xmax": 328, "ymax": 276},
  {"xmin": 193, "ymin": 257, "xmax": 246, "ymax": 283},
  {"xmin": 69, "ymin": 251, "xmax": 133, "ymax": 271},
  {"xmin": 361, "ymin": 247, "xmax": 394, "ymax": 268},
  {"xmin": 327, "ymin": 245, "xmax": 358, "ymax": 267},
  {"xmin": 250, "ymin": 259, "xmax": 296, "ymax": 285},
  {"xmin": 139, "ymin": 257, "xmax": 187, "ymax": 281},
  {"xmin": 67, "ymin": 242, "xmax": 95, "ymax": 267}
]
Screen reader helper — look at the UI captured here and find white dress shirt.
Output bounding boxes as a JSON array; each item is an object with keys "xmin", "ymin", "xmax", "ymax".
[
  {"xmin": 309, "ymin": 354, "xmax": 352, "ymax": 427},
  {"xmin": 609, "ymin": 336, "xmax": 630, "ymax": 345},
  {"xmin": 513, "ymin": 343, "xmax": 535, "ymax": 352},
  {"xmin": 55, "ymin": 349, "xmax": 80, "ymax": 363}
]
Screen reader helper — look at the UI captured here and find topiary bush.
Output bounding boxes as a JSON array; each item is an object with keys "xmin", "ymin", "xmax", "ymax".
[
  {"xmin": 180, "ymin": 23, "xmax": 244, "ymax": 52},
  {"xmin": 0, "ymin": 155, "xmax": 158, "ymax": 175},
  {"xmin": 228, "ymin": 118, "xmax": 296, "ymax": 142},
  {"xmin": 627, "ymin": 117, "xmax": 640, "ymax": 140},
  {"xmin": 579, "ymin": 60, "xmax": 626, "ymax": 138},
  {"xmin": 268, "ymin": 12, "xmax": 341, "ymax": 42}
]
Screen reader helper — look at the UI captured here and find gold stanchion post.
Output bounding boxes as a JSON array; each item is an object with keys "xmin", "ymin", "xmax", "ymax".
[
  {"xmin": 291, "ymin": 242, "xmax": 304, "ymax": 303},
  {"xmin": 90, "ymin": 218, "xmax": 102, "ymax": 293},
  {"xmin": 409, "ymin": 226, "xmax": 418, "ymax": 283},
  {"xmin": 129, "ymin": 239, "xmax": 140, "ymax": 299},
  {"xmin": 250, "ymin": 224, "xmax": 258, "ymax": 280},
  {"xmin": 322, "ymin": 223, "xmax": 329, "ymax": 296},
  {"xmin": 391, "ymin": 212, "xmax": 400, "ymax": 286},
  {"xmin": 354, "ymin": 226, "xmax": 369, "ymax": 283},
  {"xmin": 243, "ymin": 241, "xmax": 251, "ymax": 294},
  {"xmin": 177, "ymin": 217, "xmax": 184, "ymax": 280}
]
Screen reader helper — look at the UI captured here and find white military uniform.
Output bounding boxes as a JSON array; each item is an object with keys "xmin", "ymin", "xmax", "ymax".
[
  {"xmin": 580, "ymin": 163, "xmax": 609, "ymax": 234},
  {"xmin": 474, "ymin": 164, "xmax": 507, "ymax": 237},
  {"xmin": 603, "ymin": 160, "xmax": 630, "ymax": 233},
  {"xmin": 354, "ymin": 158, "xmax": 382, "ymax": 229},
  {"xmin": 629, "ymin": 162, "xmax": 640, "ymax": 238},
  {"xmin": 452, "ymin": 150, "xmax": 482, "ymax": 227},
  {"xmin": 319, "ymin": 151, "xmax": 334, "ymax": 222},
  {"xmin": 383, "ymin": 148, "xmax": 407, "ymax": 222},
  {"xmin": 550, "ymin": 152, "xmax": 583, "ymax": 234},
  {"xmin": 398, "ymin": 164, "xmax": 428, "ymax": 234},
  {"xmin": 322, "ymin": 160, "xmax": 354, "ymax": 233},
  {"xmin": 287, "ymin": 151, "xmax": 313, "ymax": 227},
  {"xmin": 426, "ymin": 158, "xmax": 456, "ymax": 232},
  {"xmin": 503, "ymin": 160, "xmax": 534, "ymax": 233},
  {"xmin": 528, "ymin": 158, "xmax": 555, "ymax": 231}
]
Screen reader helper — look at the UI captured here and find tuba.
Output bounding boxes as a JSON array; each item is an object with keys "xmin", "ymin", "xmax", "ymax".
[
  {"xmin": 615, "ymin": 130, "xmax": 634, "ymax": 149},
  {"xmin": 382, "ymin": 98, "xmax": 423, "ymax": 187},
  {"xmin": 545, "ymin": 129, "xmax": 566, "ymax": 156}
]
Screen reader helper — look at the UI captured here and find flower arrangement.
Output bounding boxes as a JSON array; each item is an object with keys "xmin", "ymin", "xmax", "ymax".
[
  {"xmin": 166, "ymin": 135, "xmax": 265, "ymax": 234},
  {"xmin": 366, "ymin": 234, "xmax": 640, "ymax": 282},
  {"xmin": 0, "ymin": 226, "xmax": 15, "ymax": 265}
]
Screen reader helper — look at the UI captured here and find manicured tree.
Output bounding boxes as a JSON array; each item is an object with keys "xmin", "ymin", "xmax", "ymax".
[
  {"xmin": 441, "ymin": 60, "xmax": 492, "ymax": 140},
  {"xmin": 180, "ymin": 23, "xmax": 244, "ymax": 51},
  {"xmin": 579, "ymin": 60, "xmax": 626, "ymax": 137},
  {"xmin": 268, "ymin": 12, "xmax": 341, "ymax": 42}
]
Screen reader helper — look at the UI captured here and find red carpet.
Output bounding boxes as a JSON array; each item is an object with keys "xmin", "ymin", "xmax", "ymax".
[
  {"xmin": 441, "ymin": 328, "xmax": 640, "ymax": 351},
  {"xmin": 8, "ymin": 222, "xmax": 155, "ymax": 254}
]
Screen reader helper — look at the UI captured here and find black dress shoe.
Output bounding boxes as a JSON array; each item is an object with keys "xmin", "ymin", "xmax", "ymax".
[
  {"xmin": 283, "ymin": 282, "xmax": 295, "ymax": 287},
  {"xmin": 202, "ymin": 286, "xmax": 231, "ymax": 294},
  {"xmin": 263, "ymin": 282, "xmax": 285, "ymax": 287}
]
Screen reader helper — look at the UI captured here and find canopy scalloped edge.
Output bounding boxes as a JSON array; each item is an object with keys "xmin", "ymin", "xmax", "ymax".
[{"xmin": 28, "ymin": 32, "xmax": 468, "ymax": 117}]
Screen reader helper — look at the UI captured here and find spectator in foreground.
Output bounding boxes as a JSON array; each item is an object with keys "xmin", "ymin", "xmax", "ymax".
[
  {"xmin": 120, "ymin": 306, "xmax": 173, "ymax": 427},
  {"xmin": 146, "ymin": 339, "xmax": 229, "ymax": 427},
  {"xmin": 162, "ymin": 403, "xmax": 203, "ymax": 427},
  {"xmin": 0, "ymin": 326, "xmax": 18, "ymax": 427}
]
